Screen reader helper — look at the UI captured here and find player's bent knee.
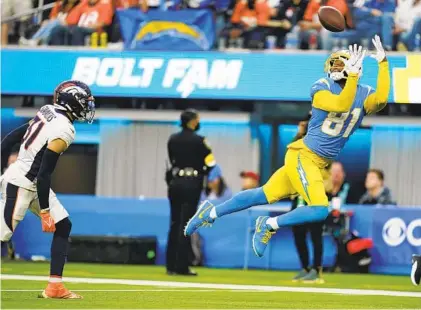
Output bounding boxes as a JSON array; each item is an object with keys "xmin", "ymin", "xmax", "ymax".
[
  {"xmin": 307, "ymin": 199, "xmax": 329, "ymax": 207},
  {"xmin": 317, "ymin": 206, "xmax": 329, "ymax": 220},
  {"xmin": 306, "ymin": 192, "xmax": 329, "ymax": 207},
  {"xmin": 262, "ymin": 185, "xmax": 278, "ymax": 204},
  {"xmin": 55, "ymin": 217, "xmax": 72, "ymax": 237}
]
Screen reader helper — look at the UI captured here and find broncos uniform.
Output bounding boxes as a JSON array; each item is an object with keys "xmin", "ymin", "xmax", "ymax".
[
  {"xmin": 1, "ymin": 105, "xmax": 75, "ymax": 241},
  {"xmin": 0, "ymin": 80, "xmax": 95, "ymax": 299}
]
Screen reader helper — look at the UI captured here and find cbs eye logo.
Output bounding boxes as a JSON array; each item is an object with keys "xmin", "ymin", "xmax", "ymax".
[{"xmin": 382, "ymin": 217, "xmax": 421, "ymax": 247}]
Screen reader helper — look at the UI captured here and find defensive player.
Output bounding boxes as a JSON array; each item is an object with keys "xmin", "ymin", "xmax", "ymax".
[
  {"xmin": 411, "ymin": 255, "xmax": 421, "ymax": 286},
  {"xmin": 0, "ymin": 80, "xmax": 95, "ymax": 299},
  {"xmin": 185, "ymin": 35, "xmax": 390, "ymax": 258}
]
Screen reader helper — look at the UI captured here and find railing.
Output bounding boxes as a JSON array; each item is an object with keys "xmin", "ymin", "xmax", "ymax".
[{"xmin": 2, "ymin": 2, "xmax": 55, "ymax": 24}]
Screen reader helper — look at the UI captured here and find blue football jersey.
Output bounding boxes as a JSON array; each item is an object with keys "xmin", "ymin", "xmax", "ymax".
[{"xmin": 303, "ymin": 77, "xmax": 374, "ymax": 159}]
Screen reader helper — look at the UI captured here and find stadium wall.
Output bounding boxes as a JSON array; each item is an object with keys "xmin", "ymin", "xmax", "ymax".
[{"xmin": 11, "ymin": 195, "xmax": 421, "ymax": 275}]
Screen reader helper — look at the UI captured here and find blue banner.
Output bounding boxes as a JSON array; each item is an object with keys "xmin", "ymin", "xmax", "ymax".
[
  {"xmin": 9, "ymin": 195, "xmax": 421, "ymax": 275},
  {"xmin": 1, "ymin": 48, "xmax": 420, "ymax": 102},
  {"xmin": 372, "ymin": 208, "xmax": 421, "ymax": 271},
  {"xmin": 117, "ymin": 9, "xmax": 215, "ymax": 51}
]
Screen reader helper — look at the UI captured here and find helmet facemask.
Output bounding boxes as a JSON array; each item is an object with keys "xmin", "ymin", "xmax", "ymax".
[
  {"xmin": 325, "ymin": 50, "xmax": 363, "ymax": 81},
  {"xmin": 75, "ymin": 94, "xmax": 95, "ymax": 124}
]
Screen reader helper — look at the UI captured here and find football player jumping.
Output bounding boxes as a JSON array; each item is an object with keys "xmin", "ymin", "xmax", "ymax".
[
  {"xmin": 185, "ymin": 35, "xmax": 390, "ymax": 258},
  {"xmin": 0, "ymin": 80, "xmax": 95, "ymax": 299}
]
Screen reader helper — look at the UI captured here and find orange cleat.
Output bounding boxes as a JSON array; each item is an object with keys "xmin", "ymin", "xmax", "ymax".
[{"xmin": 40, "ymin": 282, "xmax": 83, "ymax": 299}]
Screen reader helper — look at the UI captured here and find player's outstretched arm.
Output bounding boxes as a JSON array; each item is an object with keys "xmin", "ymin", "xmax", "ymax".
[
  {"xmin": 364, "ymin": 35, "xmax": 390, "ymax": 114},
  {"xmin": 313, "ymin": 76, "xmax": 359, "ymax": 113},
  {"xmin": 37, "ymin": 138, "xmax": 68, "ymax": 233},
  {"xmin": 313, "ymin": 45, "xmax": 365, "ymax": 113}
]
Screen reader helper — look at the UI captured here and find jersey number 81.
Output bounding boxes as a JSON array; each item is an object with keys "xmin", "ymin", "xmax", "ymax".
[{"xmin": 322, "ymin": 108, "xmax": 362, "ymax": 138}]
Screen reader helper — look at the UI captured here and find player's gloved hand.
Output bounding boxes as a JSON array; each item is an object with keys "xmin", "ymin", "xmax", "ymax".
[
  {"xmin": 369, "ymin": 34, "xmax": 386, "ymax": 63},
  {"xmin": 40, "ymin": 209, "xmax": 56, "ymax": 233},
  {"xmin": 345, "ymin": 44, "xmax": 366, "ymax": 76}
]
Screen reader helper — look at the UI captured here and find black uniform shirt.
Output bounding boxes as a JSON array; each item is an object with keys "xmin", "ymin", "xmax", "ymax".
[{"xmin": 168, "ymin": 128, "xmax": 215, "ymax": 172}]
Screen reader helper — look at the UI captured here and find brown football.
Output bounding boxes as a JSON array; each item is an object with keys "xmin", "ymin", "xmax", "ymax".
[{"xmin": 318, "ymin": 6, "xmax": 346, "ymax": 32}]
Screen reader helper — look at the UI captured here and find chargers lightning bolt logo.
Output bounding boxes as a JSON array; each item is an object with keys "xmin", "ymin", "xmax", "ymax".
[{"xmin": 297, "ymin": 155, "xmax": 311, "ymax": 203}]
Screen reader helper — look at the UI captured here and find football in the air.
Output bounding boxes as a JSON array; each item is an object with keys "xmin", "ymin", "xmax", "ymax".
[{"xmin": 318, "ymin": 6, "xmax": 346, "ymax": 32}]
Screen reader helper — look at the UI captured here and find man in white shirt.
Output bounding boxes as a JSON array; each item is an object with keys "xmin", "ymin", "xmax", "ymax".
[{"xmin": 395, "ymin": 0, "xmax": 421, "ymax": 50}]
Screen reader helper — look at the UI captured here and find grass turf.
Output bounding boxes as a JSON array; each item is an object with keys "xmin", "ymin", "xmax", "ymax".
[{"xmin": 1, "ymin": 261, "xmax": 420, "ymax": 309}]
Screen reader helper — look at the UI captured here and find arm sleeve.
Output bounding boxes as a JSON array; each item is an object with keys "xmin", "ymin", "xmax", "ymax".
[
  {"xmin": 303, "ymin": 1, "xmax": 317, "ymax": 21},
  {"xmin": 1, "ymin": 123, "xmax": 29, "ymax": 170},
  {"xmin": 312, "ymin": 74, "xmax": 359, "ymax": 113},
  {"xmin": 1, "ymin": 123, "xmax": 29, "ymax": 156},
  {"xmin": 99, "ymin": 3, "xmax": 114, "ymax": 25},
  {"xmin": 49, "ymin": 2, "xmax": 60, "ymax": 19},
  {"xmin": 167, "ymin": 139, "xmax": 174, "ymax": 165},
  {"xmin": 36, "ymin": 149, "xmax": 60, "ymax": 211},
  {"xmin": 66, "ymin": 3, "xmax": 83, "ymax": 25},
  {"xmin": 231, "ymin": 2, "xmax": 244, "ymax": 24},
  {"xmin": 363, "ymin": 61, "xmax": 390, "ymax": 115},
  {"xmin": 256, "ymin": 3, "xmax": 271, "ymax": 26}
]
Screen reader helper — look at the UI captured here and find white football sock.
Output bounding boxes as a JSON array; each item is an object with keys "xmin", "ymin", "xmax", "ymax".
[
  {"xmin": 266, "ymin": 217, "xmax": 279, "ymax": 230},
  {"xmin": 49, "ymin": 276, "xmax": 63, "ymax": 283},
  {"xmin": 209, "ymin": 207, "xmax": 218, "ymax": 219}
]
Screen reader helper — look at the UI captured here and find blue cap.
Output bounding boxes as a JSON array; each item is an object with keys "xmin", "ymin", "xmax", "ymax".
[{"xmin": 208, "ymin": 165, "xmax": 222, "ymax": 182}]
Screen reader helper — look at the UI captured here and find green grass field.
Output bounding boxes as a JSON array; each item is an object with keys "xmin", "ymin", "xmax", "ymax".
[{"xmin": 1, "ymin": 261, "xmax": 420, "ymax": 309}]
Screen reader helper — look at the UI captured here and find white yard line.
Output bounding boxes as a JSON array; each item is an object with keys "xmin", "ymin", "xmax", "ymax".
[
  {"xmin": 2, "ymin": 289, "xmax": 222, "ymax": 292},
  {"xmin": 2, "ymin": 274, "xmax": 421, "ymax": 298}
]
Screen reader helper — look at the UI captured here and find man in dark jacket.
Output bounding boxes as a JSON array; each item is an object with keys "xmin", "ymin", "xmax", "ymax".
[{"xmin": 358, "ymin": 169, "xmax": 395, "ymax": 205}]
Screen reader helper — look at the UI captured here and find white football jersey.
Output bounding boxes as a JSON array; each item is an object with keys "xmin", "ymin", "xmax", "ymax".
[{"xmin": 3, "ymin": 105, "xmax": 75, "ymax": 191}]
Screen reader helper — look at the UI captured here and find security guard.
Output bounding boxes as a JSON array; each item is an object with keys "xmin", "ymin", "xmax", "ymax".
[{"xmin": 166, "ymin": 109, "xmax": 216, "ymax": 276}]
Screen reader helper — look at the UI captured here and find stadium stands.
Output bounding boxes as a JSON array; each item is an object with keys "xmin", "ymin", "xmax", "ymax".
[{"xmin": 2, "ymin": 0, "xmax": 420, "ymax": 51}]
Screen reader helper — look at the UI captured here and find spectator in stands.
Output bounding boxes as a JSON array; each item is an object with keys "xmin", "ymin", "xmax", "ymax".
[
  {"xmin": 1, "ymin": 0, "xmax": 33, "ymax": 45},
  {"xmin": 229, "ymin": 0, "xmax": 272, "ymax": 49},
  {"xmin": 329, "ymin": 161, "xmax": 350, "ymax": 204},
  {"xmin": 116, "ymin": 0, "xmax": 148, "ymax": 11},
  {"xmin": 50, "ymin": 0, "xmax": 114, "ymax": 46},
  {"xmin": 298, "ymin": 0, "xmax": 353, "ymax": 50},
  {"xmin": 240, "ymin": 170, "xmax": 259, "ymax": 190},
  {"xmin": 394, "ymin": 0, "xmax": 421, "ymax": 51},
  {"xmin": 266, "ymin": 0, "xmax": 309, "ymax": 48},
  {"xmin": 359, "ymin": 169, "xmax": 396, "ymax": 205},
  {"xmin": 201, "ymin": 165, "xmax": 233, "ymax": 203},
  {"xmin": 352, "ymin": 0, "xmax": 396, "ymax": 50},
  {"xmin": 21, "ymin": 0, "xmax": 81, "ymax": 46}
]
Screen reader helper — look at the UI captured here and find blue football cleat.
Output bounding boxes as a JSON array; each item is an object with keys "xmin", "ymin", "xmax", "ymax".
[
  {"xmin": 184, "ymin": 200, "xmax": 215, "ymax": 237},
  {"xmin": 252, "ymin": 216, "xmax": 275, "ymax": 257}
]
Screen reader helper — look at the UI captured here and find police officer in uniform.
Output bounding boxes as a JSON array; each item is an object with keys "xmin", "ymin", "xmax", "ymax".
[{"xmin": 166, "ymin": 109, "xmax": 216, "ymax": 276}]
